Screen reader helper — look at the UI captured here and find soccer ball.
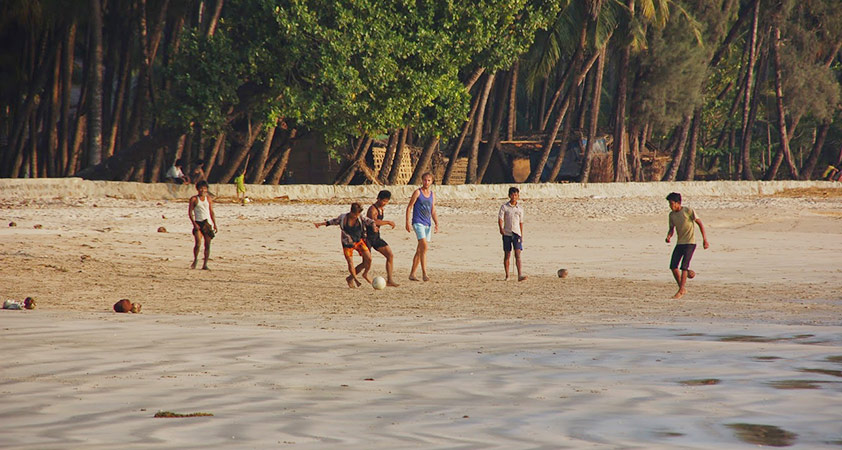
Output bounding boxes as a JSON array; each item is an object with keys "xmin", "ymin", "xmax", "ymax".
[
  {"xmin": 557, "ymin": 268, "xmax": 569, "ymax": 278},
  {"xmin": 244, "ymin": 197, "xmax": 251, "ymax": 204},
  {"xmin": 372, "ymin": 276, "xmax": 387, "ymax": 290}
]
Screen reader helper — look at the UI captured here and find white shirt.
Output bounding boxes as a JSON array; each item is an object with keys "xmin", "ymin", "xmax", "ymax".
[
  {"xmin": 498, "ymin": 201, "xmax": 524, "ymax": 236},
  {"xmin": 193, "ymin": 196, "xmax": 212, "ymax": 224},
  {"xmin": 166, "ymin": 165, "xmax": 184, "ymax": 179}
]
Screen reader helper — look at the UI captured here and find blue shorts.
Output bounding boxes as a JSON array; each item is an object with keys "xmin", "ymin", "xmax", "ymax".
[
  {"xmin": 503, "ymin": 233, "xmax": 523, "ymax": 252},
  {"xmin": 412, "ymin": 223, "xmax": 432, "ymax": 241}
]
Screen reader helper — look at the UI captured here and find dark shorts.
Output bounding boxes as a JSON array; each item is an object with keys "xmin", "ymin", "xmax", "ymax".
[
  {"xmin": 195, "ymin": 220, "xmax": 214, "ymax": 239},
  {"xmin": 670, "ymin": 244, "xmax": 696, "ymax": 270},
  {"xmin": 366, "ymin": 236, "xmax": 389, "ymax": 250},
  {"xmin": 503, "ymin": 233, "xmax": 523, "ymax": 252}
]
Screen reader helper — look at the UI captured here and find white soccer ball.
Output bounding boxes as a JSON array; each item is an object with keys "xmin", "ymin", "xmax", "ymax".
[
  {"xmin": 372, "ymin": 276, "xmax": 387, "ymax": 290},
  {"xmin": 244, "ymin": 197, "xmax": 251, "ymax": 203}
]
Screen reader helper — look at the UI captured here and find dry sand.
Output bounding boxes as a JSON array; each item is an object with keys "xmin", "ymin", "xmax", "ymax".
[{"xmin": 1, "ymin": 185, "xmax": 841, "ymax": 448}]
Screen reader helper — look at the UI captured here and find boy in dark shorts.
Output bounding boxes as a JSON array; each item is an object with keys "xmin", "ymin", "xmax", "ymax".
[
  {"xmin": 315, "ymin": 202, "xmax": 394, "ymax": 288},
  {"xmin": 498, "ymin": 186, "xmax": 527, "ymax": 281},
  {"xmin": 366, "ymin": 190, "xmax": 399, "ymax": 287},
  {"xmin": 665, "ymin": 192, "xmax": 710, "ymax": 299},
  {"xmin": 188, "ymin": 180, "xmax": 217, "ymax": 270}
]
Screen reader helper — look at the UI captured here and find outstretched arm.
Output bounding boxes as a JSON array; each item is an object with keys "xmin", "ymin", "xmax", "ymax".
[{"xmin": 695, "ymin": 219, "xmax": 709, "ymax": 249}]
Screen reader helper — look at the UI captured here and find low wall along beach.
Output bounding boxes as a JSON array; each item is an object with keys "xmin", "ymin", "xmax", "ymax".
[{"xmin": 0, "ymin": 177, "xmax": 838, "ymax": 201}]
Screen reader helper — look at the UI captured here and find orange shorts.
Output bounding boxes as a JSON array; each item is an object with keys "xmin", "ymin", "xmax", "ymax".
[{"xmin": 343, "ymin": 240, "xmax": 369, "ymax": 258}]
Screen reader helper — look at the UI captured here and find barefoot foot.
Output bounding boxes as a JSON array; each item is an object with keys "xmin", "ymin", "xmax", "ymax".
[
  {"xmin": 386, "ymin": 280, "xmax": 400, "ymax": 287},
  {"xmin": 422, "ymin": 275, "xmax": 430, "ymax": 282},
  {"xmin": 361, "ymin": 273, "xmax": 372, "ymax": 284},
  {"xmin": 346, "ymin": 275, "xmax": 356, "ymax": 288},
  {"xmin": 409, "ymin": 275, "xmax": 419, "ymax": 281},
  {"xmin": 202, "ymin": 264, "xmax": 210, "ymax": 270},
  {"xmin": 518, "ymin": 276, "xmax": 528, "ymax": 281},
  {"xmin": 190, "ymin": 261, "xmax": 197, "ymax": 269},
  {"xmin": 672, "ymin": 289, "xmax": 686, "ymax": 299}
]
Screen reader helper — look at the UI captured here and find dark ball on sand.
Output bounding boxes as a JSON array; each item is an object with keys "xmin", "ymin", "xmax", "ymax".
[
  {"xmin": 114, "ymin": 299, "xmax": 142, "ymax": 313},
  {"xmin": 9, "ymin": 221, "xmax": 16, "ymax": 227},
  {"xmin": 557, "ymin": 268, "xmax": 569, "ymax": 278},
  {"xmin": 157, "ymin": 226, "xmax": 167, "ymax": 233},
  {"xmin": 24, "ymin": 297, "xmax": 36, "ymax": 309}
]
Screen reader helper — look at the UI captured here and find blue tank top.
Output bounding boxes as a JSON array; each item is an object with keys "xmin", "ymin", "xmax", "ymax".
[{"xmin": 412, "ymin": 189, "xmax": 433, "ymax": 226}]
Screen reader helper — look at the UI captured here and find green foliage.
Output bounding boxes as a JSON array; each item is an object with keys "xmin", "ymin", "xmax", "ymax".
[
  {"xmin": 631, "ymin": 5, "xmax": 707, "ymax": 132},
  {"xmin": 162, "ymin": 0, "xmax": 558, "ymax": 147}
]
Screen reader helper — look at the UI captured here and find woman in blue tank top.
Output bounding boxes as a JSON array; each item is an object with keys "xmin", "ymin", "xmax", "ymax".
[{"xmin": 405, "ymin": 172, "xmax": 439, "ymax": 281}]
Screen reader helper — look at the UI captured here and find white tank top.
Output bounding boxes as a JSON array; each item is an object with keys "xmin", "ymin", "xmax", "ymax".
[{"xmin": 194, "ymin": 196, "xmax": 211, "ymax": 223}]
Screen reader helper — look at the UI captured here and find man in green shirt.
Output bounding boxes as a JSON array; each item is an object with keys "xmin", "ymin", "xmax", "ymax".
[{"xmin": 666, "ymin": 192, "xmax": 710, "ymax": 299}]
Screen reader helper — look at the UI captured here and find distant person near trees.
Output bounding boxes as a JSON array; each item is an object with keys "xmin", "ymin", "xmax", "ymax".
[{"xmin": 166, "ymin": 159, "xmax": 190, "ymax": 184}]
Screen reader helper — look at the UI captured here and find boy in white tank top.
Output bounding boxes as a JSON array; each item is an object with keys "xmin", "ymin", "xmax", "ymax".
[{"xmin": 188, "ymin": 181, "xmax": 218, "ymax": 270}]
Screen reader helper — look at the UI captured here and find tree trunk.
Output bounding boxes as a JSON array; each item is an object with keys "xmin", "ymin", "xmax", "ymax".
[
  {"xmin": 738, "ymin": 0, "xmax": 760, "ymax": 180},
  {"xmin": 378, "ymin": 130, "xmax": 398, "ymax": 182},
  {"xmin": 477, "ymin": 70, "xmax": 511, "ymax": 182},
  {"xmin": 507, "ymin": 60, "xmax": 518, "ymax": 141},
  {"xmin": 661, "ymin": 115, "xmax": 693, "ymax": 181},
  {"xmin": 388, "ymin": 128, "xmax": 409, "ymax": 184},
  {"xmin": 541, "ymin": 26, "xmax": 587, "ymax": 132},
  {"xmin": 800, "ymin": 123, "xmax": 829, "ymax": 180},
  {"xmin": 680, "ymin": 109, "xmax": 702, "ymax": 181},
  {"xmin": 206, "ymin": 0, "xmax": 224, "ymax": 37},
  {"xmin": 764, "ymin": 25, "xmax": 799, "ymax": 180},
  {"xmin": 88, "ymin": 0, "xmax": 105, "ymax": 166},
  {"xmin": 217, "ymin": 121, "xmax": 262, "ymax": 183},
  {"xmin": 58, "ymin": 21, "xmax": 77, "ymax": 176},
  {"xmin": 266, "ymin": 130, "xmax": 297, "ymax": 185},
  {"xmin": 106, "ymin": 36, "xmax": 132, "ymax": 157},
  {"xmin": 336, "ymin": 136, "xmax": 373, "ymax": 185},
  {"xmin": 203, "ymin": 131, "xmax": 226, "ymax": 180},
  {"xmin": 248, "ymin": 125, "xmax": 276, "ymax": 184},
  {"xmin": 410, "ymin": 137, "xmax": 440, "ymax": 184},
  {"xmin": 464, "ymin": 67, "xmax": 485, "ymax": 93},
  {"xmin": 46, "ymin": 37, "xmax": 62, "ymax": 177},
  {"xmin": 531, "ymin": 35, "xmax": 606, "ymax": 183},
  {"xmin": 443, "ymin": 93, "xmax": 481, "ymax": 184},
  {"xmin": 466, "ymin": 73, "xmax": 496, "ymax": 184},
  {"xmin": 612, "ymin": 43, "xmax": 631, "ymax": 182}
]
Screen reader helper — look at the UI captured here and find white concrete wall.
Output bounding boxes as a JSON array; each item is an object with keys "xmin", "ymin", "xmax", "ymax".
[{"xmin": 0, "ymin": 178, "xmax": 837, "ymax": 201}]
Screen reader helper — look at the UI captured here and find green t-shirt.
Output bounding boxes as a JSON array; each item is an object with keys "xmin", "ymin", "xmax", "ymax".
[
  {"xmin": 234, "ymin": 174, "xmax": 245, "ymax": 191},
  {"xmin": 669, "ymin": 206, "xmax": 697, "ymax": 245}
]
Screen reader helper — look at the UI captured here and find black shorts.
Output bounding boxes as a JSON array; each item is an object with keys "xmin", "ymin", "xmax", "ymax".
[
  {"xmin": 195, "ymin": 220, "xmax": 215, "ymax": 239},
  {"xmin": 502, "ymin": 233, "xmax": 523, "ymax": 252},
  {"xmin": 670, "ymin": 244, "xmax": 696, "ymax": 270},
  {"xmin": 366, "ymin": 236, "xmax": 389, "ymax": 250}
]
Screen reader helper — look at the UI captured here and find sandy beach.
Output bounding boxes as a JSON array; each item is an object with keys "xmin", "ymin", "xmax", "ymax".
[{"xmin": 1, "ymin": 181, "xmax": 841, "ymax": 448}]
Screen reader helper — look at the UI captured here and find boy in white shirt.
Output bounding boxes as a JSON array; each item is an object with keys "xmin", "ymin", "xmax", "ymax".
[{"xmin": 498, "ymin": 186, "xmax": 527, "ymax": 281}]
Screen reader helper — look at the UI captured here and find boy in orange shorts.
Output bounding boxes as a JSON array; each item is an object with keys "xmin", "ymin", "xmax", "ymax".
[{"xmin": 315, "ymin": 202, "xmax": 394, "ymax": 288}]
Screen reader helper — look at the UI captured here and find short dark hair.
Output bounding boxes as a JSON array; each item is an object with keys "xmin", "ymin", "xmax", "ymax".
[
  {"xmin": 508, "ymin": 186, "xmax": 520, "ymax": 196},
  {"xmin": 377, "ymin": 190, "xmax": 392, "ymax": 200},
  {"xmin": 350, "ymin": 202, "xmax": 363, "ymax": 214},
  {"xmin": 196, "ymin": 180, "xmax": 209, "ymax": 190},
  {"xmin": 174, "ymin": 159, "xmax": 184, "ymax": 167},
  {"xmin": 666, "ymin": 192, "xmax": 682, "ymax": 203}
]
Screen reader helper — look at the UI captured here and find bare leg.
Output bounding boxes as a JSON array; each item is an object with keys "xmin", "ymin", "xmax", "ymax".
[
  {"xmin": 378, "ymin": 246, "xmax": 399, "ymax": 287},
  {"xmin": 409, "ymin": 239, "xmax": 425, "ymax": 281},
  {"xmin": 191, "ymin": 230, "xmax": 201, "ymax": 269},
  {"xmin": 515, "ymin": 249, "xmax": 527, "ymax": 281},
  {"xmin": 360, "ymin": 250, "xmax": 373, "ymax": 283},
  {"xmin": 503, "ymin": 251, "xmax": 511, "ymax": 280},
  {"xmin": 345, "ymin": 254, "xmax": 359, "ymax": 288},
  {"xmin": 418, "ymin": 238, "xmax": 430, "ymax": 281},
  {"xmin": 202, "ymin": 237, "xmax": 211, "ymax": 270},
  {"xmin": 671, "ymin": 268, "xmax": 688, "ymax": 299}
]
